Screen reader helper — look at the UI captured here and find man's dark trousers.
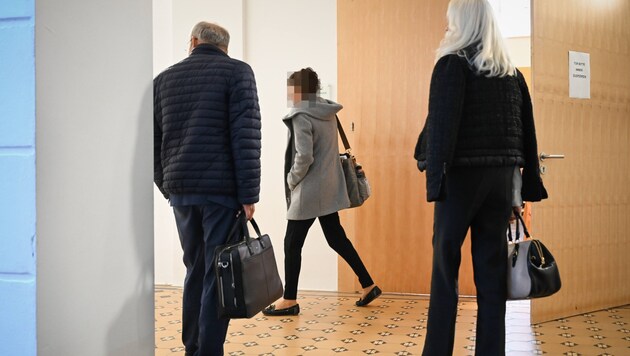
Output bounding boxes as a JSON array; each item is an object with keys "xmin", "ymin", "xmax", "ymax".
[{"xmin": 173, "ymin": 202, "xmax": 238, "ymax": 356}]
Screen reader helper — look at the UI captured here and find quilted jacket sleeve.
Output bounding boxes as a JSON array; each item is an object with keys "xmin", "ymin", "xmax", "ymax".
[
  {"xmin": 425, "ymin": 55, "xmax": 467, "ymax": 202},
  {"xmin": 517, "ymin": 70, "xmax": 548, "ymax": 202},
  {"xmin": 153, "ymin": 75, "xmax": 169, "ymax": 200},
  {"xmin": 228, "ymin": 62, "xmax": 262, "ymax": 205}
]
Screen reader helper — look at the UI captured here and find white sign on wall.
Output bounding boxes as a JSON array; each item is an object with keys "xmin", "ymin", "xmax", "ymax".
[
  {"xmin": 569, "ymin": 51, "xmax": 591, "ymax": 99},
  {"xmin": 319, "ymin": 83, "xmax": 333, "ymax": 100}
]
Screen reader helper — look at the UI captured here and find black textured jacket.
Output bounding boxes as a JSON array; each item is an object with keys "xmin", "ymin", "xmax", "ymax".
[
  {"xmin": 154, "ymin": 44, "xmax": 261, "ymax": 204},
  {"xmin": 414, "ymin": 54, "xmax": 547, "ymax": 202}
]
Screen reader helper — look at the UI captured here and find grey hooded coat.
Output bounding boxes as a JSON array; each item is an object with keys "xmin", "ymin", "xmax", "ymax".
[{"xmin": 283, "ymin": 98, "xmax": 350, "ymax": 220}]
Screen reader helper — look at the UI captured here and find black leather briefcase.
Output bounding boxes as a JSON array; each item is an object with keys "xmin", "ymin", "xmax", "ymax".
[{"xmin": 214, "ymin": 216, "xmax": 283, "ymax": 319}]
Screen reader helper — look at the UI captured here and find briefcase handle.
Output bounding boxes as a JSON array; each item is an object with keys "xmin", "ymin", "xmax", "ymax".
[
  {"xmin": 249, "ymin": 218, "xmax": 263, "ymax": 237},
  {"xmin": 226, "ymin": 213, "xmax": 266, "ymax": 248}
]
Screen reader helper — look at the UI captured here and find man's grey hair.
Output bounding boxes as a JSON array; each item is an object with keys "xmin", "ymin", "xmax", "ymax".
[{"xmin": 191, "ymin": 22, "xmax": 230, "ymax": 49}]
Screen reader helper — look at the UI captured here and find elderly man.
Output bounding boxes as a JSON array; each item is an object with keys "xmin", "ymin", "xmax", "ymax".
[{"xmin": 154, "ymin": 22, "xmax": 261, "ymax": 356}]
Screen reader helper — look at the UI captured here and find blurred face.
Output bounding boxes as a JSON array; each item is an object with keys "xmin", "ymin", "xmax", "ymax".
[{"xmin": 287, "ymin": 85, "xmax": 303, "ymax": 106}]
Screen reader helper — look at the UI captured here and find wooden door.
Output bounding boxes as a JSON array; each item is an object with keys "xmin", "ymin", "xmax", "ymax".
[
  {"xmin": 531, "ymin": 0, "xmax": 630, "ymax": 323},
  {"xmin": 337, "ymin": 0, "xmax": 478, "ymax": 295}
]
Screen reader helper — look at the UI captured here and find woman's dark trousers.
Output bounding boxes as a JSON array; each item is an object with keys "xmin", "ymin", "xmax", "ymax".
[
  {"xmin": 422, "ymin": 166, "xmax": 513, "ymax": 356},
  {"xmin": 173, "ymin": 202, "xmax": 238, "ymax": 356},
  {"xmin": 283, "ymin": 211, "xmax": 374, "ymax": 299}
]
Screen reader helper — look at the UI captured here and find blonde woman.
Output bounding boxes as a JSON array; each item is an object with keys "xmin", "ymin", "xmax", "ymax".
[{"xmin": 414, "ymin": 1, "xmax": 547, "ymax": 354}]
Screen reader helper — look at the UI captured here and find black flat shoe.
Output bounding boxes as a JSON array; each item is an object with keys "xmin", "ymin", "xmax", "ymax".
[
  {"xmin": 262, "ymin": 304, "xmax": 300, "ymax": 316},
  {"xmin": 356, "ymin": 286, "xmax": 382, "ymax": 307}
]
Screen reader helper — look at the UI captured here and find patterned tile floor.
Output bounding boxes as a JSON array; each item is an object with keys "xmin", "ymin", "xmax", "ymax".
[{"xmin": 155, "ymin": 286, "xmax": 630, "ymax": 355}]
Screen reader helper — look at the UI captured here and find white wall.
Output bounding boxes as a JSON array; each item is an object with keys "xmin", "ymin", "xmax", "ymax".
[
  {"xmin": 172, "ymin": 0, "xmax": 244, "ymax": 62},
  {"xmin": 485, "ymin": 0, "xmax": 531, "ymax": 68},
  {"xmin": 36, "ymin": 0, "xmax": 155, "ymax": 355},
  {"xmin": 506, "ymin": 37, "xmax": 531, "ymax": 67},
  {"xmin": 153, "ymin": 0, "xmax": 340, "ymax": 292},
  {"xmin": 153, "ymin": 0, "xmax": 183, "ymax": 287},
  {"xmin": 488, "ymin": 0, "xmax": 531, "ymax": 38},
  {"xmin": 488, "ymin": 0, "xmax": 532, "ymax": 69}
]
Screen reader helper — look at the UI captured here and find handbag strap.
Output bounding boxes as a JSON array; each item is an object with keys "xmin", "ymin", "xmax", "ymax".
[
  {"xmin": 336, "ymin": 115, "xmax": 351, "ymax": 152},
  {"xmin": 508, "ymin": 208, "xmax": 532, "ymax": 242},
  {"xmin": 507, "ymin": 217, "xmax": 518, "ymax": 243},
  {"xmin": 513, "ymin": 208, "xmax": 531, "ymax": 239}
]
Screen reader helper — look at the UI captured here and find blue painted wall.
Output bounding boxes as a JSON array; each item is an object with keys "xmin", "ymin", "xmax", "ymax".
[{"xmin": 0, "ymin": 0, "xmax": 36, "ymax": 355}]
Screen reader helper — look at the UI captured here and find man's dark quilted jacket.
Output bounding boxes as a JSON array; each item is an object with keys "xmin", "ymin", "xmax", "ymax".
[
  {"xmin": 415, "ymin": 54, "xmax": 547, "ymax": 202},
  {"xmin": 154, "ymin": 44, "xmax": 261, "ymax": 204}
]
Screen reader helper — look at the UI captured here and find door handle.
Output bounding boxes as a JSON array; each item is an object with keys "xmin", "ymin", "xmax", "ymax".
[{"xmin": 539, "ymin": 152, "xmax": 565, "ymax": 161}]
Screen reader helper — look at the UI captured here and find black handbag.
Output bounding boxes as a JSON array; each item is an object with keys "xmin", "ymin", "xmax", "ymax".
[
  {"xmin": 336, "ymin": 115, "xmax": 371, "ymax": 208},
  {"xmin": 507, "ymin": 210, "xmax": 561, "ymax": 300},
  {"xmin": 214, "ymin": 215, "xmax": 283, "ymax": 319}
]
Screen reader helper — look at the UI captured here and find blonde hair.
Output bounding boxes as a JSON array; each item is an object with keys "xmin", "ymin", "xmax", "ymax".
[{"xmin": 436, "ymin": 0, "xmax": 515, "ymax": 77}]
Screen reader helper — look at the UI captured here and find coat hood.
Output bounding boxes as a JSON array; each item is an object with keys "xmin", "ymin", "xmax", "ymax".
[{"xmin": 283, "ymin": 97, "xmax": 342, "ymax": 121}]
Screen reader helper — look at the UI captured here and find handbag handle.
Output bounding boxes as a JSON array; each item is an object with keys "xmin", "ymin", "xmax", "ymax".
[
  {"xmin": 512, "ymin": 211, "xmax": 548, "ymax": 265},
  {"xmin": 513, "ymin": 208, "xmax": 531, "ymax": 239},
  {"xmin": 336, "ymin": 115, "xmax": 351, "ymax": 152},
  {"xmin": 508, "ymin": 208, "xmax": 531, "ymax": 243},
  {"xmin": 507, "ymin": 216, "xmax": 517, "ymax": 243},
  {"xmin": 507, "ymin": 218, "xmax": 514, "ymax": 242}
]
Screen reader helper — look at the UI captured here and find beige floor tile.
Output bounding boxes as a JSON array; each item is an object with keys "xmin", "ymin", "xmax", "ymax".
[
  {"xmin": 155, "ymin": 348, "xmax": 184, "ymax": 356},
  {"xmin": 156, "ymin": 287, "xmax": 630, "ymax": 355}
]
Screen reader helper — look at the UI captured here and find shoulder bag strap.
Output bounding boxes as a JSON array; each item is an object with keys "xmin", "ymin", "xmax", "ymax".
[{"xmin": 336, "ymin": 115, "xmax": 351, "ymax": 152}]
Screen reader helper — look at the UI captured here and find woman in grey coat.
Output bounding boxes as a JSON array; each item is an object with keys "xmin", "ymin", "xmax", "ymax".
[{"xmin": 263, "ymin": 68, "xmax": 381, "ymax": 316}]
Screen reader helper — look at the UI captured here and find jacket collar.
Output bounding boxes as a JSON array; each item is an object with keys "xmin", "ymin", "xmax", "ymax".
[
  {"xmin": 190, "ymin": 43, "xmax": 229, "ymax": 57},
  {"xmin": 459, "ymin": 42, "xmax": 480, "ymax": 62},
  {"xmin": 283, "ymin": 98, "xmax": 342, "ymax": 122}
]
